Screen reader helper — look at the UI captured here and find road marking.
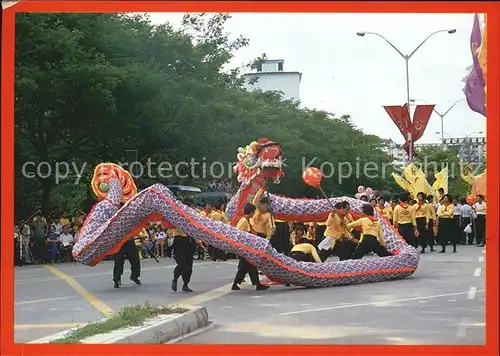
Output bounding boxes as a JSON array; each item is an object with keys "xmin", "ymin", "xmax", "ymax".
[
  {"xmin": 175, "ymin": 283, "xmax": 233, "ymax": 307},
  {"xmin": 43, "ymin": 265, "xmax": 114, "ymax": 317},
  {"xmin": 279, "ymin": 290, "xmax": 486, "ymax": 316},
  {"xmin": 449, "ymin": 299, "xmax": 457, "ymax": 302},
  {"xmin": 15, "ymin": 296, "xmax": 76, "ymax": 306},
  {"xmin": 249, "ymin": 296, "xmax": 264, "ymax": 299},
  {"xmin": 16, "ymin": 262, "xmax": 216, "ymax": 285},
  {"xmin": 474, "ymin": 268, "xmax": 481, "ymax": 277},
  {"xmin": 467, "ymin": 287, "xmax": 477, "ymax": 300},
  {"xmin": 478, "ymin": 256, "xmax": 484, "ymax": 262},
  {"xmin": 15, "ymin": 323, "xmax": 82, "ymax": 330}
]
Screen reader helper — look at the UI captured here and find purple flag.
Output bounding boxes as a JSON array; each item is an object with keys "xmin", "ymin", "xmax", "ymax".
[{"xmin": 463, "ymin": 14, "xmax": 486, "ymax": 117}]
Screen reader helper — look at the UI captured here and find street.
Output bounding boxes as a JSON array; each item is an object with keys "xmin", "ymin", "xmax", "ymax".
[{"xmin": 15, "ymin": 245, "xmax": 485, "ymax": 344}]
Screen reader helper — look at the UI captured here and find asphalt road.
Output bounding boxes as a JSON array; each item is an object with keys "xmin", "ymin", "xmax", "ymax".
[{"xmin": 15, "ymin": 245, "xmax": 485, "ymax": 344}]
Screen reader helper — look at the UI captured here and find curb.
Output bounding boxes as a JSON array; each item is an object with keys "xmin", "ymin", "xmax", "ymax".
[{"xmin": 29, "ymin": 305, "xmax": 209, "ymax": 344}]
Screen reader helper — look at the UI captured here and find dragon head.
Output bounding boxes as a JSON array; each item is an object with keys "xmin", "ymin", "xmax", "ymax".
[{"xmin": 234, "ymin": 138, "xmax": 284, "ymax": 186}]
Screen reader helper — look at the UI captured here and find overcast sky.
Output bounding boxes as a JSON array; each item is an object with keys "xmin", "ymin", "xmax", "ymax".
[{"xmin": 146, "ymin": 13, "xmax": 486, "ymax": 144}]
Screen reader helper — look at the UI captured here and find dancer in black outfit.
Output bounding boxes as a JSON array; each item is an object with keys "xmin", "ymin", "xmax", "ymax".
[{"xmin": 113, "ymin": 238, "xmax": 141, "ymax": 288}]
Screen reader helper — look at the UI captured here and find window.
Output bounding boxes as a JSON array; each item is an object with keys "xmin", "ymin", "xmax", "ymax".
[{"xmin": 278, "ymin": 61, "xmax": 283, "ymax": 71}]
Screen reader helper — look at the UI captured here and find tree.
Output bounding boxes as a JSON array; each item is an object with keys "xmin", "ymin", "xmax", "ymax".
[{"xmin": 15, "ymin": 13, "xmax": 398, "ymax": 220}]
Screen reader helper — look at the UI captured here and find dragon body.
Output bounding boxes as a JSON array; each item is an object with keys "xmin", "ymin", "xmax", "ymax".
[{"xmin": 72, "ymin": 139, "xmax": 420, "ymax": 287}]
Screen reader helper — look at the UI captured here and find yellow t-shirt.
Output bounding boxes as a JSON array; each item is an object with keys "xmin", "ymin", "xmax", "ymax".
[
  {"xmin": 60, "ymin": 217, "xmax": 70, "ymax": 226},
  {"xmin": 437, "ymin": 204, "xmax": 454, "ymax": 219},
  {"xmin": 414, "ymin": 202, "xmax": 430, "ymax": 224},
  {"xmin": 236, "ymin": 217, "xmax": 252, "ymax": 233},
  {"xmin": 290, "ymin": 242, "xmax": 322, "ymax": 263},
  {"xmin": 250, "ymin": 211, "xmax": 273, "ymax": 239},
  {"xmin": 324, "ymin": 213, "xmax": 350, "ymax": 239},
  {"xmin": 382, "ymin": 206, "xmax": 393, "ymax": 221},
  {"xmin": 393, "ymin": 204, "xmax": 416, "ymax": 226},
  {"xmin": 210, "ymin": 210, "xmax": 229, "ymax": 224},
  {"xmin": 171, "ymin": 227, "xmax": 188, "ymax": 237},
  {"xmin": 347, "ymin": 217, "xmax": 385, "ymax": 245}
]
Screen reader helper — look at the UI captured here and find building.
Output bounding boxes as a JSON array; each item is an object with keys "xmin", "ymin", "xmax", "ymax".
[
  {"xmin": 242, "ymin": 59, "xmax": 302, "ymax": 101},
  {"xmin": 382, "ymin": 136, "xmax": 486, "ymax": 167}
]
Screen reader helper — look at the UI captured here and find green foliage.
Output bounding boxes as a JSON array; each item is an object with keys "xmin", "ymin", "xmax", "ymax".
[{"xmin": 15, "ymin": 13, "xmax": 396, "ymax": 220}]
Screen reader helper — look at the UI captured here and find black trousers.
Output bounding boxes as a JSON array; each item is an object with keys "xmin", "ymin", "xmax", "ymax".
[
  {"xmin": 428, "ymin": 219, "xmax": 435, "ymax": 248},
  {"xmin": 462, "ymin": 217, "xmax": 473, "ymax": 244},
  {"xmin": 173, "ymin": 236, "xmax": 196, "ymax": 285},
  {"xmin": 275, "ymin": 222, "xmax": 289, "ymax": 254},
  {"xmin": 336, "ymin": 239, "xmax": 357, "ymax": 261},
  {"xmin": 475, "ymin": 215, "xmax": 486, "ymax": 245},
  {"xmin": 234, "ymin": 256, "xmax": 260, "ymax": 286},
  {"xmin": 352, "ymin": 235, "xmax": 393, "ymax": 259},
  {"xmin": 416, "ymin": 217, "xmax": 429, "ymax": 249},
  {"xmin": 398, "ymin": 223, "xmax": 416, "ymax": 247},
  {"xmin": 14, "ymin": 239, "xmax": 21, "ymax": 266},
  {"xmin": 289, "ymin": 251, "xmax": 314, "ymax": 262},
  {"xmin": 33, "ymin": 237, "xmax": 46, "ymax": 262},
  {"xmin": 208, "ymin": 245, "xmax": 226, "ymax": 261},
  {"xmin": 113, "ymin": 239, "xmax": 141, "ymax": 282},
  {"xmin": 438, "ymin": 218, "xmax": 456, "ymax": 251}
]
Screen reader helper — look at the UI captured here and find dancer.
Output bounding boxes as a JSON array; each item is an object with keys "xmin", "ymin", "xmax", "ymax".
[
  {"xmin": 349, "ymin": 204, "xmax": 393, "ymax": 259},
  {"xmin": 393, "ymin": 192, "xmax": 418, "ymax": 247},
  {"xmin": 375, "ymin": 197, "xmax": 385, "ymax": 216},
  {"xmin": 289, "ymin": 225, "xmax": 322, "ymax": 263},
  {"xmin": 171, "ymin": 199, "xmax": 198, "ymax": 292},
  {"xmin": 208, "ymin": 201, "xmax": 229, "ymax": 261},
  {"xmin": 437, "ymin": 194, "xmax": 456, "ymax": 253},
  {"xmin": 113, "ymin": 238, "xmax": 141, "ymax": 288},
  {"xmin": 317, "ymin": 202, "xmax": 355, "ymax": 261},
  {"xmin": 473, "ymin": 195, "xmax": 486, "ymax": 247},
  {"xmin": 426, "ymin": 195, "xmax": 437, "ymax": 251},
  {"xmin": 414, "ymin": 192, "xmax": 431, "ymax": 253},
  {"xmin": 231, "ymin": 203, "xmax": 269, "ymax": 291},
  {"xmin": 251, "ymin": 195, "xmax": 274, "ymax": 240}
]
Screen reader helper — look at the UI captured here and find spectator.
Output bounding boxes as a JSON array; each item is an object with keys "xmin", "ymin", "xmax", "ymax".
[
  {"xmin": 473, "ymin": 195, "xmax": 486, "ymax": 247},
  {"xmin": 461, "ymin": 198, "xmax": 474, "ymax": 245},
  {"xmin": 72, "ymin": 211, "xmax": 87, "ymax": 234},
  {"xmin": 46, "ymin": 226, "xmax": 59, "ymax": 263},
  {"xmin": 155, "ymin": 227, "xmax": 167, "ymax": 257},
  {"xmin": 20, "ymin": 223, "xmax": 33, "ymax": 264},
  {"xmin": 32, "ymin": 214, "xmax": 48, "ymax": 263},
  {"xmin": 60, "ymin": 212, "xmax": 71, "ymax": 228},
  {"xmin": 14, "ymin": 224, "xmax": 21, "ymax": 266},
  {"xmin": 51, "ymin": 218, "xmax": 62, "ymax": 236},
  {"xmin": 58, "ymin": 225, "xmax": 75, "ymax": 262}
]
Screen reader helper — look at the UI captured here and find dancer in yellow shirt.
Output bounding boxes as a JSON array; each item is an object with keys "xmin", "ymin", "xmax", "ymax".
[
  {"xmin": 348, "ymin": 204, "xmax": 393, "ymax": 259},
  {"xmin": 393, "ymin": 192, "xmax": 418, "ymax": 247},
  {"xmin": 231, "ymin": 203, "xmax": 269, "ymax": 291},
  {"xmin": 289, "ymin": 225, "xmax": 322, "ymax": 263},
  {"xmin": 414, "ymin": 192, "xmax": 432, "ymax": 253},
  {"xmin": 437, "ymin": 194, "xmax": 456, "ymax": 253}
]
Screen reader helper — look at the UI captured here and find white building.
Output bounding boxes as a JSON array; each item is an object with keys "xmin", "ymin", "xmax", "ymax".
[{"xmin": 242, "ymin": 59, "xmax": 302, "ymax": 101}]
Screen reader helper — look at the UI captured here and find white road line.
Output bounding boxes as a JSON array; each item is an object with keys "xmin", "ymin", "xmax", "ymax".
[
  {"xmin": 479, "ymin": 256, "xmax": 484, "ymax": 262},
  {"xmin": 474, "ymin": 268, "xmax": 481, "ymax": 277},
  {"xmin": 16, "ymin": 261, "xmax": 217, "ymax": 284},
  {"xmin": 449, "ymin": 299, "xmax": 457, "ymax": 302},
  {"xmin": 467, "ymin": 287, "xmax": 478, "ymax": 300},
  {"xmin": 15, "ymin": 296, "xmax": 76, "ymax": 306},
  {"xmin": 279, "ymin": 290, "xmax": 486, "ymax": 316}
]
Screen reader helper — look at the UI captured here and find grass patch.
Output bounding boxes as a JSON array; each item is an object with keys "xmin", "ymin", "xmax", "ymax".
[{"xmin": 50, "ymin": 302, "xmax": 188, "ymax": 344}]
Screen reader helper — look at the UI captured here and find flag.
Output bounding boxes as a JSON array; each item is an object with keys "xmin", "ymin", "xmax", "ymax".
[
  {"xmin": 464, "ymin": 13, "xmax": 486, "ymax": 117},
  {"xmin": 383, "ymin": 105, "xmax": 412, "ymax": 141},
  {"xmin": 391, "ymin": 172, "xmax": 415, "ymax": 196},
  {"xmin": 471, "ymin": 170, "xmax": 486, "ymax": 198},
  {"xmin": 432, "ymin": 167, "xmax": 448, "ymax": 194},
  {"xmin": 411, "ymin": 105, "xmax": 434, "ymax": 142},
  {"xmin": 477, "ymin": 14, "xmax": 487, "ymax": 97},
  {"xmin": 461, "ymin": 163, "xmax": 475, "ymax": 185},
  {"xmin": 402, "ymin": 163, "xmax": 434, "ymax": 195}
]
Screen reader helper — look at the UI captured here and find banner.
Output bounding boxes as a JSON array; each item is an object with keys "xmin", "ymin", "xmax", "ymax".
[
  {"xmin": 463, "ymin": 13, "xmax": 486, "ymax": 116},
  {"xmin": 461, "ymin": 163, "xmax": 475, "ymax": 185},
  {"xmin": 471, "ymin": 170, "xmax": 486, "ymax": 198},
  {"xmin": 383, "ymin": 105, "xmax": 412, "ymax": 140},
  {"xmin": 432, "ymin": 167, "xmax": 449, "ymax": 195},
  {"xmin": 477, "ymin": 14, "xmax": 487, "ymax": 97},
  {"xmin": 411, "ymin": 105, "xmax": 434, "ymax": 142},
  {"xmin": 391, "ymin": 172, "xmax": 415, "ymax": 196}
]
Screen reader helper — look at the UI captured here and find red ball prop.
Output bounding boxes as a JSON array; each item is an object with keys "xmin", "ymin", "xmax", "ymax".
[
  {"xmin": 302, "ymin": 167, "xmax": 323, "ymax": 188},
  {"xmin": 466, "ymin": 194, "xmax": 475, "ymax": 205}
]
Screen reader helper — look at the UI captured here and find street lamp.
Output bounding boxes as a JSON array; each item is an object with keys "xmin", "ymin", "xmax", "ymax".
[
  {"xmin": 357, "ymin": 29, "xmax": 456, "ymax": 162},
  {"xmin": 411, "ymin": 98, "xmax": 465, "ymax": 142}
]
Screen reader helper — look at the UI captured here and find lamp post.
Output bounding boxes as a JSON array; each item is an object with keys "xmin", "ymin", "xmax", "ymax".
[
  {"xmin": 411, "ymin": 98, "xmax": 465, "ymax": 143},
  {"xmin": 357, "ymin": 29, "xmax": 456, "ymax": 162}
]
